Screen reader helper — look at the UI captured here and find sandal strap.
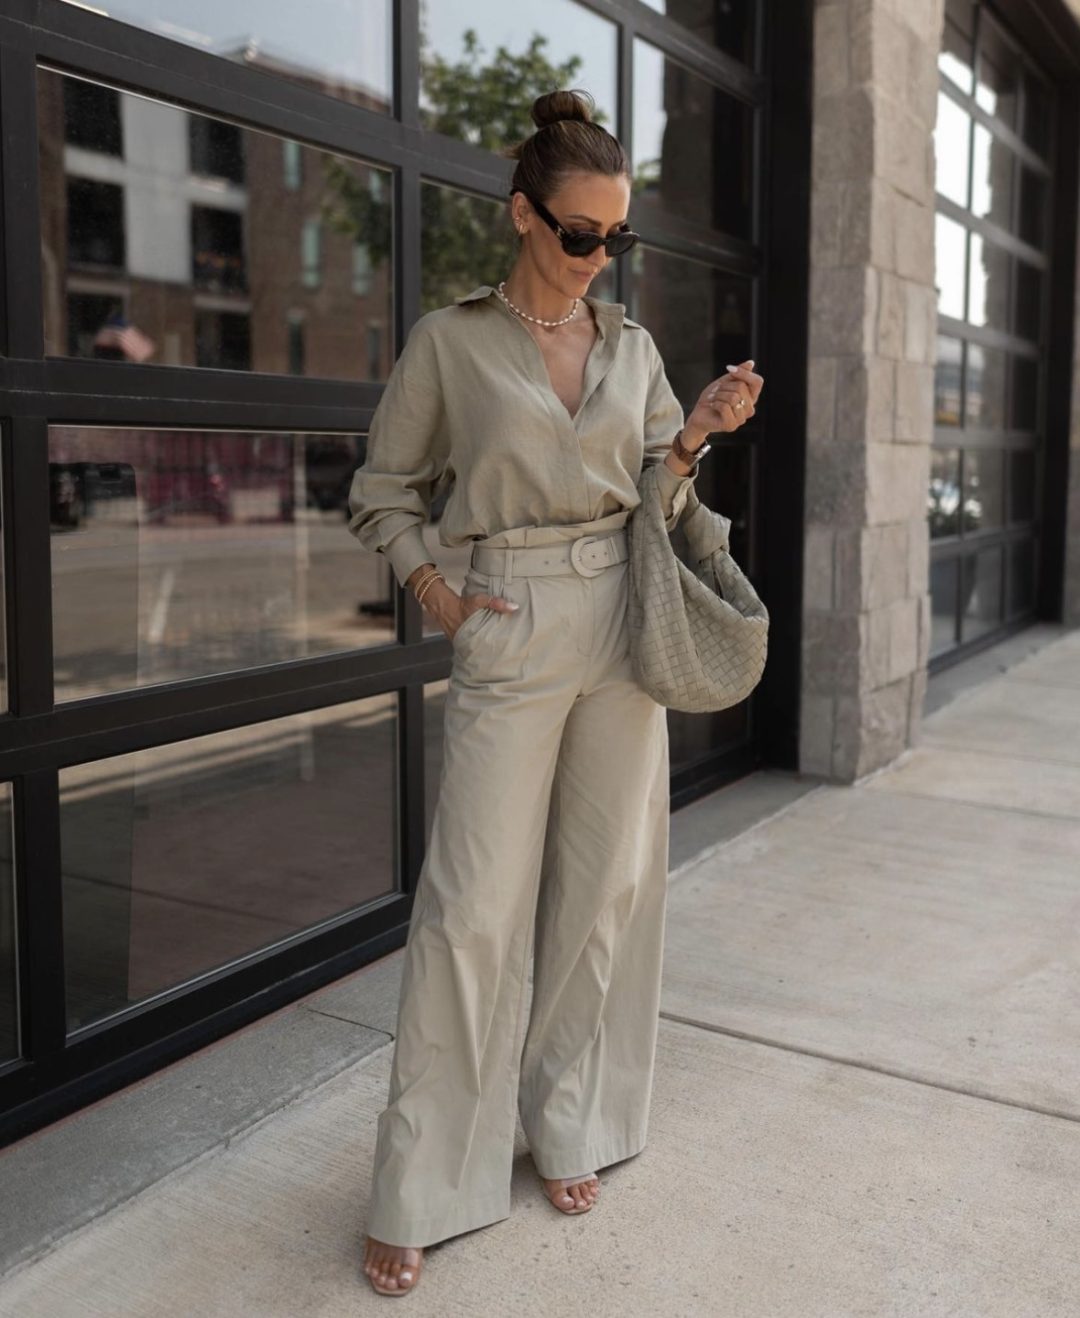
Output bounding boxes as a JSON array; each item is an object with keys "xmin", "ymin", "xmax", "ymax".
[{"xmin": 548, "ymin": 1171, "xmax": 598, "ymax": 1188}]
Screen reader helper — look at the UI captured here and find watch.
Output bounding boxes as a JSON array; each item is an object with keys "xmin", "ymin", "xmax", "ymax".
[{"xmin": 671, "ymin": 429, "xmax": 712, "ymax": 467}]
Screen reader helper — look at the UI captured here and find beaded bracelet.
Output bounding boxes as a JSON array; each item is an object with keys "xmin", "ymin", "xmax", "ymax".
[
  {"xmin": 411, "ymin": 566, "xmax": 441, "ymax": 597},
  {"xmin": 415, "ymin": 572, "xmax": 445, "ymax": 606}
]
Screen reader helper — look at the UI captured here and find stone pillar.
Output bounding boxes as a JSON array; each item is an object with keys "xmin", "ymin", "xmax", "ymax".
[{"xmin": 800, "ymin": 0, "xmax": 945, "ymax": 783}]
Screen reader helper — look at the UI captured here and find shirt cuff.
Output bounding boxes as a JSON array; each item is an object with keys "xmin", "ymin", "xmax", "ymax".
[
  {"xmin": 653, "ymin": 457, "xmax": 699, "ymax": 529},
  {"xmin": 382, "ymin": 524, "xmax": 436, "ymax": 588}
]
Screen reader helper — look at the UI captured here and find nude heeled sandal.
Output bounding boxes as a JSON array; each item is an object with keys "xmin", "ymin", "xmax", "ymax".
[{"xmin": 541, "ymin": 1171, "xmax": 600, "ymax": 1214}]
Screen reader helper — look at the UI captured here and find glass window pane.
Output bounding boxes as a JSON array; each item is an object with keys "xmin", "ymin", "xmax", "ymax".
[
  {"xmin": 1022, "ymin": 69, "xmax": 1052, "ymax": 158},
  {"xmin": 935, "ymin": 93, "xmax": 971, "ymax": 208},
  {"xmin": 61, "ymin": 697, "xmax": 397, "ymax": 1032},
  {"xmin": 929, "ymin": 448, "xmax": 962, "ymax": 539},
  {"xmin": 633, "ymin": 37, "xmax": 754, "ymax": 239},
  {"xmin": 961, "ymin": 447, "xmax": 1004, "ymax": 533},
  {"xmin": 971, "ymin": 124, "xmax": 1013, "ymax": 228},
  {"xmin": 1018, "ymin": 166, "xmax": 1048, "ymax": 251},
  {"xmin": 964, "ymin": 343, "xmax": 1005, "ymax": 430},
  {"xmin": 960, "ymin": 545, "xmax": 1004, "ymax": 641},
  {"xmin": 968, "ymin": 233, "xmax": 1010, "ymax": 331},
  {"xmin": 0, "ymin": 784, "xmax": 14, "ymax": 1062},
  {"xmin": 1009, "ymin": 449, "xmax": 1036, "ymax": 523},
  {"xmin": 935, "ymin": 335, "xmax": 963, "ymax": 426},
  {"xmin": 57, "ymin": 0, "xmax": 392, "ymax": 111},
  {"xmin": 975, "ymin": 18, "xmax": 1020, "ymax": 129},
  {"xmin": 1010, "ymin": 356, "xmax": 1038, "ymax": 429},
  {"xmin": 637, "ymin": 0, "xmax": 757, "ymax": 66},
  {"xmin": 39, "ymin": 69, "xmax": 394, "ymax": 382},
  {"xmin": 1013, "ymin": 260, "xmax": 1042, "ymax": 341},
  {"xmin": 939, "ymin": 5, "xmax": 975, "ymax": 93},
  {"xmin": 929, "ymin": 557, "xmax": 959, "ymax": 655},
  {"xmin": 1007, "ymin": 537, "xmax": 1036, "ymax": 615},
  {"xmin": 49, "ymin": 427, "xmax": 387, "ymax": 702},
  {"xmin": 935, "ymin": 214, "xmax": 967, "ymax": 319},
  {"xmin": 418, "ymin": 3, "xmax": 617, "ymax": 145}
]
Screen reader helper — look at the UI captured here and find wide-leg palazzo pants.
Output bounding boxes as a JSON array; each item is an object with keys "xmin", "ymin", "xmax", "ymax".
[{"xmin": 365, "ymin": 527, "xmax": 671, "ymax": 1247}]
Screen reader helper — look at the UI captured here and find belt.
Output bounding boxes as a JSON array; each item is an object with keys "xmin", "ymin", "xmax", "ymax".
[{"xmin": 470, "ymin": 529, "xmax": 628, "ymax": 582}]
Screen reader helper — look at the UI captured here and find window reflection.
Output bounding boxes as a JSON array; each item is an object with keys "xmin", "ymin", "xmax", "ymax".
[
  {"xmin": 967, "ymin": 233, "xmax": 1009, "ymax": 331},
  {"xmin": 0, "ymin": 784, "xmax": 14, "ymax": 1062},
  {"xmin": 965, "ymin": 343, "xmax": 1005, "ymax": 430},
  {"xmin": 57, "ymin": 0, "xmax": 392, "ymax": 111},
  {"xmin": 935, "ymin": 335, "xmax": 962, "ymax": 425},
  {"xmin": 1009, "ymin": 449, "xmax": 1036, "ymax": 523},
  {"xmin": 1010, "ymin": 356, "xmax": 1038, "ymax": 429},
  {"xmin": 960, "ymin": 546, "xmax": 1003, "ymax": 641},
  {"xmin": 627, "ymin": 245, "xmax": 753, "ymax": 414},
  {"xmin": 961, "ymin": 448, "xmax": 1003, "ymax": 533},
  {"xmin": 418, "ymin": 2, "xmax": 616, "ymax": 145},
  {"xmin": 39, "ymin": 69, "xmax": 394, "ymax": 381},
  {"xmin": 49, "ymin": 426, "xmax": 386, "ymax": 703},
  {"xmin": 633, "ymin": 37, "xmax": 753, "ymax": 238},
  {"xmin": 939, "ymin": 0, "xmax": 975, "ymax": 93},
  {"xmin": 975, "ymin": 18, "xmax": 1020, "ymax": 128},
  {"xmin": 935, "ymin": 214, "xmax": 967, "ymax": 319},
  {"xmin": 1018, "ymin": 167, "xmax": 1048, "ymax": 250},
  {"xmin": 935, "ymin": 92, "xmax": 970, "ymax": 208},
  {"xmin": 61, "ymin": 697, "xmax": 397, "ymax": 1033},
  {"xmin": 637, "ymin": 0, "xmax": 757, "ymax": 66},
  {"xmin": 971, "ymin": 124, "xmax": 1013, "ymax": 228},
  {"xmin": 929, "ymin": 448, "xmax": 961, "ymax": 539},
  {"xmin": 930, "ymin": 558, "xmax": 958, "ymax": 655},
  {"xmin": 1008, "ymin": 538, "xmax": 1036, "ymax": 615}
]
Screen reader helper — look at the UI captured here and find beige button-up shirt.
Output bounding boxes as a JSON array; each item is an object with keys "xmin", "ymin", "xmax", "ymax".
[{"xmin": 347, "ymin": 283, "xmax": 698, "ymax": 587}]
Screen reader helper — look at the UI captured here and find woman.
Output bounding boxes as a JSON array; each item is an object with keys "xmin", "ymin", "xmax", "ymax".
[{"xmin": 349, "ymin": 88, "xmax": 763, "ymax": 1297}]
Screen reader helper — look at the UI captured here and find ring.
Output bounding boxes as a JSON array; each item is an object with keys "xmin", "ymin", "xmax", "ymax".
[{"xmin": 734, "ymin": 399, "xmax": 745, "ymax": 410}]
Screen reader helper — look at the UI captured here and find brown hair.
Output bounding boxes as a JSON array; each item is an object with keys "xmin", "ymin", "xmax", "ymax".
[{"xmin": 503, "ymin": 89, "xmax": 630, "ymax": 217}]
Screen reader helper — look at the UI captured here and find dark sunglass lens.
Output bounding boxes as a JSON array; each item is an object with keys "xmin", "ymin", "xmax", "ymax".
[
  {"xmin": 564, "ymin": 232, "xmax": 602, "ymax": 257},
  {"xmin": 606, "ymin": 231, "xmax": 637, "ymax": 257}
]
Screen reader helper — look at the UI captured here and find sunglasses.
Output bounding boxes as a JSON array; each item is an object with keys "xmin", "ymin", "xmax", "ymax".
[{"xmin": 510, "ymin": 189, "xmax": 639, "ymax": 258}]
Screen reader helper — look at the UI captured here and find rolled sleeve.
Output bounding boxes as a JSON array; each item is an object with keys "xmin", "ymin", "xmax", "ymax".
[
  {"xmin": 641, "ymin": 337, "xmax": 699, "ymax": 530},
  {"xmin": 347, "ymin": 316, "xmax": 449, "ymax": 587}
]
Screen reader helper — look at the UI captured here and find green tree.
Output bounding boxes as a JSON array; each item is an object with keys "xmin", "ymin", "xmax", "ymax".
[{"xmin": 321, "ymin": 29, "xmax": 615, "ymax": 313}]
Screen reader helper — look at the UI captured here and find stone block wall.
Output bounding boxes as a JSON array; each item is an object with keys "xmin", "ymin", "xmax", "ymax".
[{"xmin": 800, "ymin": 0, "xmax": 945, "ymax": 782}]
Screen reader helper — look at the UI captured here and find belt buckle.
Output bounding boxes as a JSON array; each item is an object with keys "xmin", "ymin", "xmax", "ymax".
[{"xmin": 569, "ymin": 534, "xmax": 606, "ymax": 578}]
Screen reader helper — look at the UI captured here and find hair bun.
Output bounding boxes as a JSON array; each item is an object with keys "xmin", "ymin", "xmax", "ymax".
[{"xmin": 531, "ymin": 88, "xmax": 595, "ymax": 130}]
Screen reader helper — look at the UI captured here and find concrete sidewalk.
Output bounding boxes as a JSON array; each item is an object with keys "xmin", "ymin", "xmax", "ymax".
[{"xmin": 2, "ymin": 624, "xmax": 1078, "ymax": 1317}]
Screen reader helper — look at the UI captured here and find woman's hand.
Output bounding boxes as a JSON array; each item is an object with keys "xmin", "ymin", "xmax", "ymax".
[
  {"xmin": 407, "ymin": 569, "xmax": 518, "ymax": 641},
  {"xmin": 684, "ymin": 359, "xmax": 764, "ymax": 443}
]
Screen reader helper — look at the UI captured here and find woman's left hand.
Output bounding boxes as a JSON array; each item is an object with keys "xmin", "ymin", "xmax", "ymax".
[{"xmin": 685, "ymin": 359, "xmax": 764, "ymax": 439}]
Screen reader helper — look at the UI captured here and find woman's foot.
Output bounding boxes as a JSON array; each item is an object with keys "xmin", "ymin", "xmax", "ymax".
[
  {"xmin": 363, "ymin": 1237, "xmax": 423, "ymax": 1296},
  {"xmin": 540, "ymin": 1172, "xmax": 601, "ymax": 1214}
]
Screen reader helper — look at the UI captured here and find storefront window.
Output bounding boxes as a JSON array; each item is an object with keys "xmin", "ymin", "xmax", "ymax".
[
  {"xmin": 637, "ymin": 0, "xmax": 756, "ymax": 67},
  {"xmin": 61, "ymin": 695, "xmax": 397, "ymax": 1033},
  {"xmin": 38, "ymin": 69, "xmax": 394, "ymax": 380},
  {"xmin": 57, "ymin": 0, "xmax": 392, "ymax": 112},
  {"xmin": 633, "ymin": 37, "xmax": 753, "ymax": 239},
  {"xmin": 418, "ymin": 1, "xmax": 617, "ymax": 145},
  {"xmin": 49, "ymin": 426, "xmax": 384, "ymax": 702}
]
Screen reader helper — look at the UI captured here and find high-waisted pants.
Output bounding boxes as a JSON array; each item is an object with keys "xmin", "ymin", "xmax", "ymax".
[{"xmin": 365, "ymin": 523, "xmax": 670, "ymax": 1247}]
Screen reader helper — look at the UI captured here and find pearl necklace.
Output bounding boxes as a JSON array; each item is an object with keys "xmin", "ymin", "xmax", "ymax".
[{"xmin": 495, "ymin": 280, "xmax": 579, "ymax": 327}]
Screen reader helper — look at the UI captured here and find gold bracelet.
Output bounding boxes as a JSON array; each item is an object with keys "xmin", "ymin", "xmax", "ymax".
[
  {"xmin": 415, "ymin": 572, "xmax": 445, "ymax": 606},
  {"xmin": 411, "ymin": 566, "xmax": 440, "ymax": 597}
]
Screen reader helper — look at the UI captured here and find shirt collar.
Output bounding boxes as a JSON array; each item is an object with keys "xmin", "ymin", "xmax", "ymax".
[{"xmin": 454, "ymin": 283, "xmax": 626, "ymax": 330}]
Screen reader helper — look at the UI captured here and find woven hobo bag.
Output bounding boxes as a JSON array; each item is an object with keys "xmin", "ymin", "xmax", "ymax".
[{"xmin": 626, "ymin": 462, "xmax": 769, "ymax": 713}]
